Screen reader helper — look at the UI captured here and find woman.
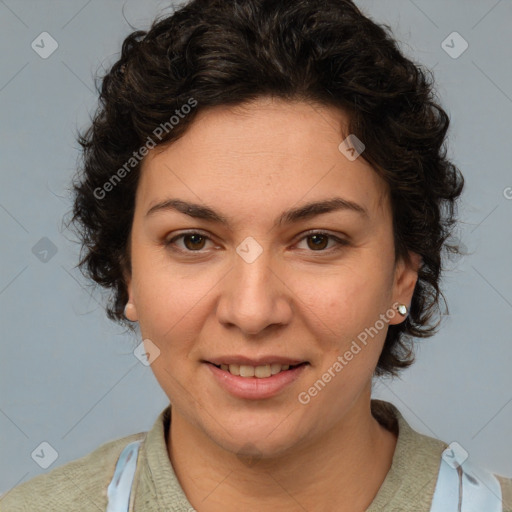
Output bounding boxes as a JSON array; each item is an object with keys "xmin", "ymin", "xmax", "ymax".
[{"xmin": 1, "ymin": 0, "xmax": 510, "ymax": 510}]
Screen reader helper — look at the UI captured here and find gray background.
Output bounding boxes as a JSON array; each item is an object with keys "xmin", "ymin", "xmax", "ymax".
[{"xmin": 1, "ymin": 0, "xmax": 511, "ymax": 495}]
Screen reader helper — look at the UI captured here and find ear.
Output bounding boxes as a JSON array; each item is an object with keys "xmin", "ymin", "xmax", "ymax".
[
  {"xmin": 122, "ymin": 268, "xmax": 139, "ymax": 322},
  {"xmin": 388, "ymin": 251, "xmax": 422, "ymax": 325}
]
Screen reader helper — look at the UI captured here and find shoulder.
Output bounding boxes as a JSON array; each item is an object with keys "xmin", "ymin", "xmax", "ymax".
[
  {"xmin": 369, "ymin": 400, "xmax": 512, "ymax": 509},
  {"xmin": 0, "ymin": 432, "xmax": 145, "ymax": 512},
  {"xmin": 497, "ymin": 474, "xmax": 512, "ymax": 510}
]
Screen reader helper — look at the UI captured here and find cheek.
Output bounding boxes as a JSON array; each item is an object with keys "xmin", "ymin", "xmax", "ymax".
[
  {"xmin": 307, "ymin": 264, "xmax": 390, "ymax": 331},
  {"xmin": 137, "ymin": 283, "xmax": 203, "ymax": 346},
  {"xmin": 130, "ymin": 247, "xmax": 208, "ymax": 336}
]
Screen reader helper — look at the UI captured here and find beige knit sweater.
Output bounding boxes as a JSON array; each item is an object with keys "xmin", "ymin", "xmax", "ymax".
[{"xmin": 1, "ymin": 399, "xmax": 511, "ymax": 511}]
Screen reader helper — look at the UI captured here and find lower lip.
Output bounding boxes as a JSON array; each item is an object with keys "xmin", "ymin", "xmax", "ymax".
[{"xmin": 205, "ymin": 362, "xmax": 308, "ymax": 400}]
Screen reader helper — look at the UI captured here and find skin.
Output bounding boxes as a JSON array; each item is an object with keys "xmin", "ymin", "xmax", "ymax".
[{"xmin": 124, "ymin": 97, "xmax": 422, "ymax": 511}]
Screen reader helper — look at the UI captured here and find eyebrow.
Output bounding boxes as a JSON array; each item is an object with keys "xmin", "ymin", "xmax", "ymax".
[{"xmin": 145, "ymin": 196, "xmax": 369, "ymax": 228}]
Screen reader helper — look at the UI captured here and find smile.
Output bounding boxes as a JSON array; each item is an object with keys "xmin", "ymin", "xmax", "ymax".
[
  {"xmin": 204, "ymin": 361, "xmax": 310, "ymax": 400},
  {"xmin": 212, "ymin": 362, "xmax": 306, "ymax": 378}
]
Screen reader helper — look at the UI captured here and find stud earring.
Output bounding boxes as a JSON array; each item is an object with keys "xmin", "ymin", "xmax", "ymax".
[{"xmin": 397, "ymin": 304, "xmax": 408, "ymax": 316}]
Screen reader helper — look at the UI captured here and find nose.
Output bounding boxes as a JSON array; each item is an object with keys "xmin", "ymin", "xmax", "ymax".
[{"xmin": 215, "ymin": 244, "xmax": 293, "ymax": 337}]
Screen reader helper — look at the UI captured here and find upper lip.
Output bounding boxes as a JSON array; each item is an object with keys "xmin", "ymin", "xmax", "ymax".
[{"xmin": 205, "ymin": 356, "xmax": 308, "ymax": 366}]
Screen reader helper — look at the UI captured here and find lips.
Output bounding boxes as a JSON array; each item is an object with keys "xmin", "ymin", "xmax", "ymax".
[
  {"xmin": 204, "ymin": 355, "xmax": 308, "ymax": 379},
  {"xmin": 205, "ymin": 360, "xmax": 309, "ymax": 399}
]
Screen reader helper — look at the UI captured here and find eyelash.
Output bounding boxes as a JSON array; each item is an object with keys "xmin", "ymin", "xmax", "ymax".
[{"xmin": 164, "ymin": 230, "xmax": 349, "ymax": 255}]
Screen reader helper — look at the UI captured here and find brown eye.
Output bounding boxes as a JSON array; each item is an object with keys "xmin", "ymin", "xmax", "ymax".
[
  {"xmin": 296, "ymin": 231, "xmax": 349, "ymax": 253},
  {"xmin": 306, "ymin": 234, "xmax": 329, "ymax": 251},
  {"xmin": 165, "ymin": 230, "xmax": 348, "ymax": 256},
  {"xmin": 182, "ymin": 234, "xmax": 207, "ymax": 251},
  {"xmin": 165, "ymin": 231, "xmax": 213, "ymax": 253}
]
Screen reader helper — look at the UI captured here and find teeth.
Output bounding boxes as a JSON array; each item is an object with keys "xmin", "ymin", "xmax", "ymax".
[
  {"xmin": 240, "ymin": 365, "xmax": 255, "ymax": 377},
  {"xmin": 217, "ymin": 363, "xmax": 294, "ymax": 378},
  {"xmin": 229, "ymin": 364, "xmax": 240, "ymax": 376},
  {"xmin": 254, "ymin": 365, "xmax": 271, "ymax": 378},
  {"xmin": 271, "ymin": 363, "xmax": 283, "ymax": 375}
]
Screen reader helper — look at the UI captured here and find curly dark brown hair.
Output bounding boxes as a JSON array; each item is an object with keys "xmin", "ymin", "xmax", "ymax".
[{"xmin": 66, "ymin": 0, "xmax": 464, "ymax": 378}]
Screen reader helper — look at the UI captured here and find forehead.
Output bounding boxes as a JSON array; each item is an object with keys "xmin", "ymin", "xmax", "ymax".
[{"xmin": 137, "ymin": 98, "xmax": 390, "ymax": 223}]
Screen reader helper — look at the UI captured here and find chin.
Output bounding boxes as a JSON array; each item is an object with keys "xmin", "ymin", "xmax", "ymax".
[
  {"xmin": 205, "ymin": 415, "xmax": 305, "ymax": 461},
  {"xmin": 225, "ymin": 436, "xmax": 297, "ymax": 463}
]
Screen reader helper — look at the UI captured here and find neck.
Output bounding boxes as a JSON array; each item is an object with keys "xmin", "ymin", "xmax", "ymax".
[{"xmin": 167, "ymin": 390, "xmax": 397, "ymax": 512}]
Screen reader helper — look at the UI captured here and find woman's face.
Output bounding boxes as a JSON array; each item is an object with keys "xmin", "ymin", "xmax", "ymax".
[{"xmin": 125, "ymin": 97, "xmax": 420, "ymax": 457}]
